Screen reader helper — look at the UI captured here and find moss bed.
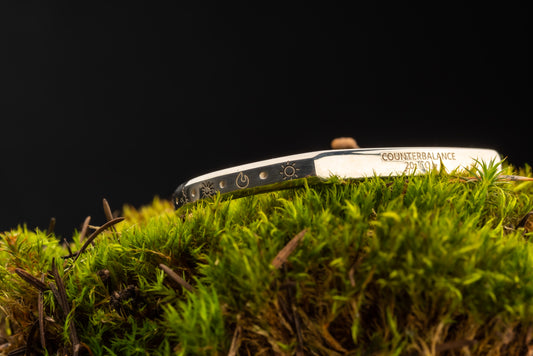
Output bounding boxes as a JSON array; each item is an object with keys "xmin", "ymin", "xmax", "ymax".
[{"xmin": 1, "ymin": 163, "xmax": 533, "ymax": 355}]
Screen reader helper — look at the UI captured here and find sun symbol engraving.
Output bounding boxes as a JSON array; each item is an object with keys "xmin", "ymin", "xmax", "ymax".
[
  {"xmin": 200, "ymin": 181, "xmax": 216, "ymax": 198},
  {"xmin": 280, "ymin": 162, "xmax": 300, "ymax": 180},
  {"xmin": 178, "ymin": 190, "xmax": 188, "ymax": 205}
]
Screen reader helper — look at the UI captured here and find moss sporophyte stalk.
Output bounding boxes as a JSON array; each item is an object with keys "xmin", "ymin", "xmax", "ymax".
[{"xmin": 1, "ymin": 163, "xmax": 533, "ymax": 355}]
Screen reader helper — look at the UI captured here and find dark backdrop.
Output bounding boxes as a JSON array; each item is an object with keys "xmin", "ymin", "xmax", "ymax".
[{"xmin": 1, "ymin": 3, "xmax": 529, "ymax": 237}]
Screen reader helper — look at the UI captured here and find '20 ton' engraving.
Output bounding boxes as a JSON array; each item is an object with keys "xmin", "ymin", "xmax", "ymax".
[{"xmin": 404, "ymin": 161, "xmax": 437, "ymax": 172}]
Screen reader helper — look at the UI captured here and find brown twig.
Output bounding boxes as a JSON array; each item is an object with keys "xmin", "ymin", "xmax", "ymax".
[
  {"xmin": 78, "ymin": 216, "xmax": 91, "ymax": 243},
  {"xmin": 103, "ymin": 198, "xmax": 118, "ymax": 235},
  {"xmin": 47, "ymin": 217, "xmax": 56, "ymax": 236},
  {"xmin": 26, "ymin": 319, "xmax": 39, "ymax": 354},
  {"xmin": 6, "ymin": 346, "xmax": 27, "ymax": 356},
  {"xmin": 63, "ymin": 238, "xmax": 73, "ymax": 257},
  {"xmin": 227, "ymin": 314, "xmax": 243, "ymax": 356},
  {"xmin": 458, "ymin": 174, "xmax": 533, "ymax": 182},
  {"xmin": 435, "ymin": 338, "xmax": 476, "ymax": 353},
  {"xmin": 14, "ymin": 268, "xmax": 49, "ymax": 292},
  {"xmin": 50, "ymin": 259, "xmax": 80, "ymax": 356},
  {"xmin": 271, "ymin": 229, "xmax": 307, "ymax": 269},
  {"xmin": 50, "ymin": 262, "xmax": 68, "ymax": 316},
  {"xmin": 102, "ymin": 198, "xmax": 114, "ymax": 221},
  {"xmin": 68, "ymin": 217, "xmax": 125, "ymax": 263},
  {"xmin": 48, "ymin": 283, "xmax": 64, "ymax": 313},
  {"xmin": 38, "ymin": 273, "xmax": 46, "ymax": 350},
  {"xmin": 518, "ymin": 211, "xmax": 533, "ymax": 233},
  {"xmin": 284, "ymin": 265, "xmax": 304, "ymax": 356},
  {"xmin": 79, "ymin": 342, "xmax": 95, "ymax": 356},
  {"xmin": 269, "ymin": 231, "xmax": 308, "ymax": 354},
  {"xmin": 497, "ymin": 175, "xmax": 533, "ymax": 181},
  {"xmin": 159, "ymin": 263, "xmax": 196, "ymax": 293}
]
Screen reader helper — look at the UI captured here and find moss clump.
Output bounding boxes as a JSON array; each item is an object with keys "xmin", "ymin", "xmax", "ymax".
[{"xmin": 1, "ymin": 164, "xmax": 533, "ymax": 355}]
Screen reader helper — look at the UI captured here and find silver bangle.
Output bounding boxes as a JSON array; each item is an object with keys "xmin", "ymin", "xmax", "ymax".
[{"xmin": 172, "ymin": 147, "xmax": 501, "ymax": 208}]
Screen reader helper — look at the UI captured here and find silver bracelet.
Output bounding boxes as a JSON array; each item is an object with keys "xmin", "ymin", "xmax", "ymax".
[{"xmin": 172, "ymin": 147, "xmax": 501, "ymax": 208}]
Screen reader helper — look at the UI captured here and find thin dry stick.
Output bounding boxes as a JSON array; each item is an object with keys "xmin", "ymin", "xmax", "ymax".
[
  {"xmin": 47, "ymin": 217, "xmax": 56, "ymax": 236},
  {"xmin": 7, "ymin": 346, "xmax": 27, "ymax": 356},
  {"xmin": 271, "ymin": 229, "xmax": 307, "ymax": 269},
  {"xmin": 50, "ymin": 260, "xmax": 80, "ymax": 356},
  {"xmin": 435, "ymin": 339, "xmax": 476, "ymax": 353},
  {"xmin": 78, "ymin": 216, "xmax": 91, "ymax": 243},
  {"xmin": 227, "ymin": 314, "xmax": 243, "ymax": 356},
  {"xmin": 14, "ymin": 268, "xmax": 49, "ymax": 292},
  {"xmin": 102, "ymin": 198, "xmax": 114, "ymax": 221},
  {"xmin": 283, "ymin": 265, "xmax": 304, "ymax": 356},
  {"xmin": 48, "ymin": 283, "xmax": 64, "ymax": 313},
  {"xmin": 38, "ymin": 274, "xmax": 46, "ymax": 350},
  {"xmin": 159, "ymin": 263, "xmax": 196, "ymax": 293},
  {"xmin": 25, "ymin": 321, "xmax": 39, "ymax": 355},
  {"xmin": 63, "ymin": 238, "xmax": 73, "ymax": 257},
  {"xmin": 50, "ymin": 262, "xmax": 68, "ymax": 316},
  {"xmin": 459, "ymin": 174, "xmax": 533, "ymax": 182},
  {"xmin": 518, "ymin": 211, "xmax": 533, "ymax": 233},
  {"xmin": 103, "ymin": 198, "xmax": 118, "ymax": 234},
  {"xmin": 48, "ymin": 280, "xmax": 81, "ymax": 356},
  {"xmin": 70, "ymin": 217, "xmax": 125, "ymax": 263},
  {"xmin": 497, "ymin": 175, "xmax": 533, "ymax": 181}
]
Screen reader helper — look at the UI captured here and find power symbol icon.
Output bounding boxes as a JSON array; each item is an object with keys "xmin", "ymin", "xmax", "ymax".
[{"xmin": 235, "ymin": 172, "xmax": 250, "ymax": 189}]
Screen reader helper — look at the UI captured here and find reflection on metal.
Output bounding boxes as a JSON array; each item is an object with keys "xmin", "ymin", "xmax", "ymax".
[{"xmin": 172, "ymin": 147, "xmax": 501, "ymax": 209}]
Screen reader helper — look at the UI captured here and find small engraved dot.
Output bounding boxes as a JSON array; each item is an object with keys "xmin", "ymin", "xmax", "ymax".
[
  {"xmin": 259, "ymin": 171, "xmax": 268, "ymax": 180},
  {"xmin": 190, "ymin": 188, "xmax": 197, "ymax": 198},
  {"xmin": 219, "ymin": 181, "xmax": 226, "ymax": 189}
]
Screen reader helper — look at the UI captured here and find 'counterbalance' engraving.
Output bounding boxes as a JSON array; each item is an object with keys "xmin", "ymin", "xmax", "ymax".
[{"xmin": 381, "ymin": 151, "xmax": 456, "ymax": 162}]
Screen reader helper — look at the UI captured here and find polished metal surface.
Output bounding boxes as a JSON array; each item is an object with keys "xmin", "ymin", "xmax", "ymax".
[{"xmin": 173, "ymin": 147, "xmax": 501, "ymax": 208}]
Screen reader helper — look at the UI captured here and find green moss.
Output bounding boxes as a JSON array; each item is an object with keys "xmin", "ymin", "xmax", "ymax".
[{"xmin": 1, "ymin": 164, "xmax": 533, "ymax": 355}]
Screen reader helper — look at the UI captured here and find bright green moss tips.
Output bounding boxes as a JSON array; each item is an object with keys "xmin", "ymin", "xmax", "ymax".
[{"xmin": 1, "ymin": 164, "xmax": 533, "ymax": 355}]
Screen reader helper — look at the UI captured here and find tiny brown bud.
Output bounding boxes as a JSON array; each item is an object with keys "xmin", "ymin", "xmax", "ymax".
[
  {"xmin": 331, "ymin": 137, "xmax": 359, "ymax": 149},
  {"xmin": 518, "ymin": 212, "xmax": 533, "ymax": 233},
  {"xmin": 97, "ymin": 269, "xmax": 111, "ymax": 282}
]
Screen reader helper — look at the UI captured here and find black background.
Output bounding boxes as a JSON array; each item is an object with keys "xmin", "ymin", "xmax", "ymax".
[{"xmin": 1, "ymin": 3, "xmax": 529, "ymax": 237}]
